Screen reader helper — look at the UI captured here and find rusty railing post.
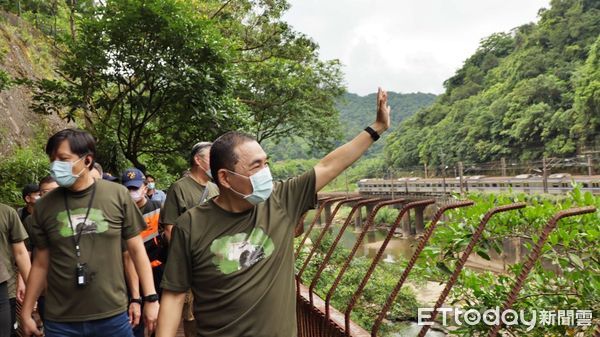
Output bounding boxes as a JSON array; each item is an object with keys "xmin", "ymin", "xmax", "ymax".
[
  {"xmin": 325, "ymin": 199, "xmax": 407, "ymax": 320},
  {"xmin": 308, "ymin": 198, "xmax": 381, "ymax": 305},
  {"xmin": 371, "ymin": 200, "xmax": 474, "ymax": 336},
  {"xmin": 418, "ymin": 202, "xmax": 527, "ymax": 337},
  {"xmin": 487, "ymin": 206, "xmax": 596, "ymax": 337},
  {"xmin": 297, "ymin": 197, "xmax": 363, "ymax": 284},
  {"xmin": 295, "ymin": 212, "xmax": 309, "ymax": 238},
  {"xmin": 344, "ymin": 199, "xmax": 437, "ymax": 335},
  {"xmin": 295, "ymin": 196, "xmax": 345, "ymax": 258}
]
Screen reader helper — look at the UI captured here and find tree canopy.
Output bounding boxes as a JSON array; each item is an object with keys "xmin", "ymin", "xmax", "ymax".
[
  {"xmin": 25, "ymin": 0, "xmax": 345, "ymax": 175},
  {"xmin": 195, "ymin": 0, "xmax": 345, "ymax": 151}
]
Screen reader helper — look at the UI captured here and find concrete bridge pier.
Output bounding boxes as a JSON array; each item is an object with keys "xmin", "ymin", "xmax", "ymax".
[
  {"xmin": 354, "ymin": 204, "xmax": 375, "ymax": 228},
  {"xmin": 402, "ymin": 210, "xmax": 411, "ymax": 236},
  {"xmin": 414, "ymin": 205, "xmax": 426, "ymax": 234},
  {"xmin": 354, "ymin": 206, "xmax": 363, "ymax": 228},
  {"xmin": 365, "ymin": 204, "xmax": 374, "ymax": 221}
]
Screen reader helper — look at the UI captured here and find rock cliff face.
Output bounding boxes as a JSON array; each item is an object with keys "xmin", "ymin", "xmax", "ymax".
[{"xmin": 0, "ymin": 11, "xmax": 66, "ymax": 156}]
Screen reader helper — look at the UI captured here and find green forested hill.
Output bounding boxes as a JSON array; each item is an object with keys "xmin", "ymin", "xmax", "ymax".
[
  {"xmin": 337, "ymin": 92, "xmax": 436, "ymax": 141},
  {"xmin": 386, "ymin": 0, "xmax": 600, "ymax": 168},
  {"xmin": 265, "ymin": 91, "xmax": 436, "ymax": 160}
]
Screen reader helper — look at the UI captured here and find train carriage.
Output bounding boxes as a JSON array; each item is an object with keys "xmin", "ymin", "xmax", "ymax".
[{"xmin": 358, "ymin": 174, "xmax": 600, "ymax": 196}]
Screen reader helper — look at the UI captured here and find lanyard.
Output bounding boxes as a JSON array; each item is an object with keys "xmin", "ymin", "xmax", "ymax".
[{"xmin": 63, "ymin": 183, "xmax": 97, "ymax": 260}]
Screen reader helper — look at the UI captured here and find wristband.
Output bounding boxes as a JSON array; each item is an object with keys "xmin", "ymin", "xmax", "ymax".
[
  {"xmin": 143, "ymin": 294, "xmax": 159, "ymax": 303},
  {"xmin": 364, "ymin": 126, "xmax": 380, "ymax": 141},
  {"xmin": 129, "ymin": 297, "xmax": 142, "ymax": 305}
]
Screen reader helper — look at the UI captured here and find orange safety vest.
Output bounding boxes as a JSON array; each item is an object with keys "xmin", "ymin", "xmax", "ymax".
[{"xmin": 141, "ymin": 208, "xmax": 162, "ymax": 267}]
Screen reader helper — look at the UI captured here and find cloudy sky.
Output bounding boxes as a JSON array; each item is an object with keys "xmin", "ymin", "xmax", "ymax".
[{"xmin": 283, "ymin": 0, "xmax": 550, "ymax": 95}]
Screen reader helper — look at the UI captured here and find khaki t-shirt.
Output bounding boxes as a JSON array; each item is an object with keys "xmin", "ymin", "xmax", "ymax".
[
  {"xmin": 162, "ymin": 169, "xmax": 316, "ymax": 337},
  {"xmin": 30, "ymin": 180, "xmax": 145, "ymax": 321},
  {"xmin": 23, "ymin": 214, "xmax": 35, "ymax": 251},
  {"xmin": 0, "ymin": 203, "xmax": 28, "ymax": 295},
  {"xmin": 160, "ymin": 176, "xmax": 219, "ymax": 226},
  {"xmin": 0, "ymin": 261, "xmax": 9, "ymax": 286}
]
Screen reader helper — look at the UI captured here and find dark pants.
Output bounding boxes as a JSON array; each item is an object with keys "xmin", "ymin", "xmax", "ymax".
[
  {"xmin": 44, "ymin": 312, "xmax": 133, "ymax": 337},
  {"xmin": 37, "ymin": 296, "xmax": 45, "ymax": 322},
  {"xmin": 0, "ymin": 282, "xmax": 10, "ymax": 337},
  {"xmin": 8, "ymin": 297, "xmax": 15, "ymax": 337},
  {"xmin": 132, "ymin": 316, "xmax": 144, "ymax": 337}
]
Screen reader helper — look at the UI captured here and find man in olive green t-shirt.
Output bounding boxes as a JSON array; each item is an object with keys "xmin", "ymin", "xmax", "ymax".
[
  {"xmin": 157, "ymin": 88, "xmax": 391, "ymax": 337},
  {"xmin": 1, "ymin": 260, "xmax": 12, "ymax": 337},
  {"xmin": 160, "ymin": 141, "xmax": 218, "ymax": 337},
  {"xmin": 0, "ymin": 203, "xmax": 31, "ymax": 337},
  {"xmin": 160, "ymin": 141, "xmax": 219, "ymax": 241},
  {"xmin": 21, "ymin": 129, "xmax": 160, "ymax": 337}
]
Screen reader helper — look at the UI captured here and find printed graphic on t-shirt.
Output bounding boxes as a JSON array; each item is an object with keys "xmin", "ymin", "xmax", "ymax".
[
  {"xmin": 56, "ymin": 208, "xmax": 109, "ymax": 237},
  {"xmin": 210, "ymin": 228, "xmax": 275, "ymax": 274}
]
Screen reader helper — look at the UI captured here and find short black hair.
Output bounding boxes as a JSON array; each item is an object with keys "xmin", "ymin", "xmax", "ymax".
[
  {"xmin": 38, "ymin": 175, "xmax": 56, "ymax": 186},
  {"xmin": 45, "ymin": 128, "xmax": 96, "ymax": 170},
  {"xmin": 189, "ymin": 142, "xmax": 212, "ymax": 167},
  {"xmin": 145, "ymin": 174, "xmax": 155, "ymax": 181},
  {"xmin": 22, "ymin": 183, "xmax": 39, "ymax": 200},
  {"xmin": 210, "ymin": 131, "xmax": 255, "ymax": 188}
]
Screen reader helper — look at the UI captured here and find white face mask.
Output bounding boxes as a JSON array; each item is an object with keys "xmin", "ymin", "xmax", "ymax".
[
  {"xmin": 129, "ymin": 188, "xmax": 145, "ymax": 202},
  {"xmin": 227, "ymin": 166, "xmax": 273, "ymax": 205},
  {"xmin": 50, "ymin": 156, "xmax": 87, "ymax": 188}
]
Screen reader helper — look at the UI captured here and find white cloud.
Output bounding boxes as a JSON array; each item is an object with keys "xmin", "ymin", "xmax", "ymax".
[{"xmin": 283, "ymin": 0, "xmax": 550, "ymax": 95}]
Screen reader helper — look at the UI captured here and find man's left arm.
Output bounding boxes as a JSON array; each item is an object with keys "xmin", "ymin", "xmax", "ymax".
[
  {"xmin": 11, "ymin": 241, "xmax": 31, "ymax": 302},
  {"xmin": 123, "ymin": 250, "xmax": 141, "ymax": 327},
  {"xmin": 314, "ymin": 87, "xmax": 391, "ymax": 191},
  {"xmin": 12, "ymin": 241, "xmax": 31, "ymax": 281},
  {"xmin": 126, "ymin": 235, "xmax": 159, "ymax": 334},
  {"xmin": 16, "ymin": 272, "xmax": 26, "ymax": 303}
]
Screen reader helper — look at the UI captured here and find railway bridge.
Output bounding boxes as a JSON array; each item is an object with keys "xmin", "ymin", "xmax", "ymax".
[{"xmin": 317, "ymin": 192, "xmax": 455, "ymax": 236}]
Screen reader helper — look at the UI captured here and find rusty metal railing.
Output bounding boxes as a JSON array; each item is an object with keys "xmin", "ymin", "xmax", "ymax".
[
  {"xmin": 343, "ymin": 199, "xmax": 436, "ymax": 335},
  {"xmin": 295, "ymin": 212, "xmax": 309, "ymax": 237},
  {"xmin": 297, "ymin": 197, "xmax": 364, "ymax": 284},
  {"xmin": 297, "ymin": 196, "xmax": 380, "ymax": 337},
  {"xmin": 295, "ymin": 196, "xmax": 347, "ymax": 258},
  {"xmin": 417, "ymin": 202, "xmax": 527, "ymax": 337},
  {"xmin": 297, "ymin": 282, "xmax": 370, "ymax": 337},
  {"xmin": 307, "ymin": 198, "xmax": 381, "ymax": 305},
  {"xmin": 487, "ymin": 206, "xmax": 596, "ymax": 337},
  {"xmin": 371, "ymin": 200, "xmax": 474, "ymax": 336},
  {"xmin": 324, "ymin": 199, "xmax": 407, "ymax": 319},
  {"xmin": 296, "ymin": 193, "xmax": 596, "ymax": 337}
]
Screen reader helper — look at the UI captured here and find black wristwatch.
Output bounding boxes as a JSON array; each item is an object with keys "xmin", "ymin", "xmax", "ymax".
[
  {"xmin": 129, "ymin": 297, "xmax": 142, "ymax": 305},
  {"xmin": 364, "ymin": 126, "xmax": 380, "ymax": 141},
  {"xmin": 143, "ymin": 294, "xmax": 159, "ymax": 303}
]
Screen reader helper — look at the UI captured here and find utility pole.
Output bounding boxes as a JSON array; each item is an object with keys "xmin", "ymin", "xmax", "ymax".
[
  {"xmin": 440, "ymin": 151, "xmax": 447, "ymax": 194},
  {"xmin": 389, "ymin": 169, "xmax": 395, "ymax": 199},
  {"xmin": 587, "ymin": 154, "xmax": 593, "ymax": 176},
  {"xmin": 542, "ymin": 157, "xmax": 549, "ymax": 194},
  {"xmin": 501, "ymin": 157, "xmax": 507, "ymax": 177},
  {"xmin": 442, "ymin": 161, "xmax": 447, "ymax": 195},
  {"xmin": 458, "ymin": 161, "xmax": 464, "ymax": 195}
]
